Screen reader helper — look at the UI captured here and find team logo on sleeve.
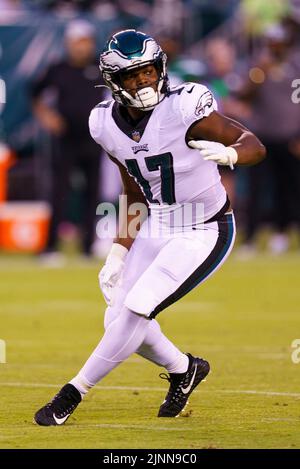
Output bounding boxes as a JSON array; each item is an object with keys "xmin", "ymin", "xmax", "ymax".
[{"xmin": 195, "ymin": 91, "xmax": 213, "ymax": 118}]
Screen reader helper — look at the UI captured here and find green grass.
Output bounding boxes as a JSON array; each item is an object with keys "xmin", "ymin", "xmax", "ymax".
[{"xmin": 0, "ymin": 252, "xmax": 300, "ymax": 449}]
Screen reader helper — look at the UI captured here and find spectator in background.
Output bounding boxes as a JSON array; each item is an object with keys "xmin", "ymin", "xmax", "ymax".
[
  {"xmin": 32, "ymin": 19, "xmax": 105, "ymax": 263},
  {"xmin": 158, "ymin": 35, "xmax": 207, "ymax": 87},
  {"xmin": 241, "ymin": 0, "xmax": 289, "ymax": 37},
  {"xmin": 204, "ymin": 38, "xmax": 250, "ymax": 206},
  {"xmin": 157, "ymin": 36, "xmax": 184, "ymax": 87},
  {"xmin": 238, "ymin": 23, "xmax": 300, "ymax": 255}
]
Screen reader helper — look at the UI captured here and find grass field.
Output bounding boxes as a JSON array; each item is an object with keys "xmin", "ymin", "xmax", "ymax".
[{"xmin": 1, "ymin": 251, "xmax": 300, "ymax": 449}]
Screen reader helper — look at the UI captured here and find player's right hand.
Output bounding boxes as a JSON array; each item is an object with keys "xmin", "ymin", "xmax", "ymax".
[
  {"xmin": 188, "ymin": 140, "xmax": 238, "ymax": 170},
  {"xmin": 98, "ymin": 243, "xmax": 128, "ymax": 306}
]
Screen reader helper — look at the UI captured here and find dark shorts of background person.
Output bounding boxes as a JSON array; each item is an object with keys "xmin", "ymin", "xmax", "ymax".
[{"xmin": 46, "ymin": 136, "xmax": 101, "ymax": 255}]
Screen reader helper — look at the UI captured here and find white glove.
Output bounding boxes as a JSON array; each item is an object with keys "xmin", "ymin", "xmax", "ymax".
[
  {"xmin": 188, "ymin": 140, "xmax": 238, "ymax": 170},
  {"xmin": 99, "ymin": 243, "xmax": 128, "ymax": 306}
]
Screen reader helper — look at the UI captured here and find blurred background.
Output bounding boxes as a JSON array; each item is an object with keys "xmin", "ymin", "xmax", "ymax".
[
  {"xmin": 0, "ymin": 0, "xmax": 300, "ymax": 263},
  {"xmin": 1, "ymin": 2, "xmax": 300, "ymax": 450}
]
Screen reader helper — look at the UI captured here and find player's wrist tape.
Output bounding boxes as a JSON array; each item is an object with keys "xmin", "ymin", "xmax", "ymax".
[{"xmin": 107, "ymin": 243, "xmax": 128, "ymax": 262}]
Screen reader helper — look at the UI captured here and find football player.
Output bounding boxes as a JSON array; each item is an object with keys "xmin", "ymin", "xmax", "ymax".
[{"xmin": 34, "ymin": 30, "xmax": 265, "ymax": 426}]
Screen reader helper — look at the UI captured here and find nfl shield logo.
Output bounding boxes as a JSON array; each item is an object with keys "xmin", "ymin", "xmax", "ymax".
[{"xmin": 132, "ymin": 130, "xmax": 141, "ymax": 142}]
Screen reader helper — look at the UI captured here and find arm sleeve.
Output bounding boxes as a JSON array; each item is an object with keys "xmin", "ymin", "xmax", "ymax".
[{"xmin": 179, "ymin": 83, "xmax": 218, "ymax": 129}]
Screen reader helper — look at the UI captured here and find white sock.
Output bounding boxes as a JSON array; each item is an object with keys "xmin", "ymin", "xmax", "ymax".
[
  {"xmin": 71, "ymin": 306, "xmax": 150, "ymax": 392},
  {"xmin": 69, "ymin": 375, "xmax": 91, "ymax": 397},
  {"xmin": 137, "ymin": 319, "xmax": 189, "ymax": 373}
]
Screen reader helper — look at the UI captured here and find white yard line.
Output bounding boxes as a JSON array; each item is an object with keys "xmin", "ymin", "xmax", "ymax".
[
  {"xmin": 74, "ymin": 424, "xmax": 194, "ymax": 431},
  {"xmin": 255, "ymin": 353, "xmax": 287, "ymax": 360},
  {"xmin": 262, "ymin": 418, "xmax": 300, "ymax": 423},
  {"xmin": 0, "ymin": 423, "xmax": 195, "ymax": 432},
  {"xmin": 0, "ymin": 382, "xmax": 165, "ymax": 391},
  {"xmin": 218, "ymin": 390, "xmax": 300, "ymax": 397},
  {"xmin": 1, "ymin": 381, "xmax": 300, "ymax": 397}
]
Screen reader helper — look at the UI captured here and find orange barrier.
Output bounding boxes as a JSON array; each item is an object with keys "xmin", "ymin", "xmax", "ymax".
[
  {"xmin": 0, "ymin": 202, "xmax": 51, "ymax": 252},
  {"xmin": 0, "ymin": 143, "xmax": 15, "ymax": 203}
]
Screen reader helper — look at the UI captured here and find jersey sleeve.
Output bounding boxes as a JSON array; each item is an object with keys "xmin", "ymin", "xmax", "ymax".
[{"xmin": 179, "ymin": 83, "xmax": 218, "ymax": 129}]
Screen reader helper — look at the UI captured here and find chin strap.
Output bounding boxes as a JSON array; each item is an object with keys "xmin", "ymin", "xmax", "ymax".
[{"xmin": 94, "ymin": 84, "xmax": 111, "ymax": 90}]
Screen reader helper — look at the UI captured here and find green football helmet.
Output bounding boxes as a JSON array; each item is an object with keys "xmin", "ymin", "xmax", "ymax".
[{"xmin": 99, "ymin": 29, "xmax": 169, "ymax": 110}]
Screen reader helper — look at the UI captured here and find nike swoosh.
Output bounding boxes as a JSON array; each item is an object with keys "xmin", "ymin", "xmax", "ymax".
[
  {"xmin": 187, "ymin": 85, "xmax": 195, "ymax": 94},
  {"xmin": 181, "ymin": 365, "xmax": 197, "ymax": 395},
  {"xmin": 53, "ymin": 413, "xmax": 70, "ymax": 425}
]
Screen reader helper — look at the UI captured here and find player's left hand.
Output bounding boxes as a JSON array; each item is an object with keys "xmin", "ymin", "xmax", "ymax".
[{"xmin": 188, "ymin": 140, "xmax": 238, "ymax": 170}]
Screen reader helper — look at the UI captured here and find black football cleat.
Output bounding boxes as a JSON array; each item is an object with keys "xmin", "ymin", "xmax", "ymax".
[
  {"xmin": 158, "ymin": 353, "xmax": 210, "ymax": 417},
  {"xmin": 34, "ymin": 383, "xmax": 82, "ymax": 426}
]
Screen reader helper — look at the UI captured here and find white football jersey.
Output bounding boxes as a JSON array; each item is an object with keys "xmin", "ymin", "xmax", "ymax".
[{"xmin": 89, "ymin": 82, "xmax": 227, "ymax": 228}]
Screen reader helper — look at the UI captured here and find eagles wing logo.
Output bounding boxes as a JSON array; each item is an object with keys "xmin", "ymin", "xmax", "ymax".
[{"xmin": 195, "ymin": 91, "xmax": 213, "ymax": 118}]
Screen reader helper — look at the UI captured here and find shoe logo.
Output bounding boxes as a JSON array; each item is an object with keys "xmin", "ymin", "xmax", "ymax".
[
  {"xmin": 53, "ymin": 413, "xmax": 69, "ymax": 425},
  {"xmin": 181, "ymin": 365, "xmax": 197, "ymax": 395}
]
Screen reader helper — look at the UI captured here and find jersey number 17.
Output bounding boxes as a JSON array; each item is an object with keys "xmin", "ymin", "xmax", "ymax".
[{"xmin": 125, "ymin": 152, "xmax": 176, "ymax": 205}]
